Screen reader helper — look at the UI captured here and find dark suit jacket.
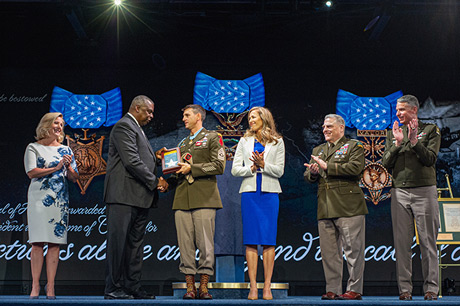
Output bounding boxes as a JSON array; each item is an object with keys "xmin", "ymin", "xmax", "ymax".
[{"xmin": 104, "ymin": 114, "xmax": 159, "ymax": 208}]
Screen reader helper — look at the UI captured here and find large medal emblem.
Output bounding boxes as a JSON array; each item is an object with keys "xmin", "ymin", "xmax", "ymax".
[
  {"xmin": 50, "ymin": 86, "xmax": 123, "ymax": 194},
  {"xmin": 66, "ymin": 129, "xmax": 106, "ymax": 194},
  {"xmin": 193, "ymin": 72, "xmax": 265, "ymax": 160},
  {"xmin": 357, "ymin": 130, "xmax": 392, "ymax": 204}
]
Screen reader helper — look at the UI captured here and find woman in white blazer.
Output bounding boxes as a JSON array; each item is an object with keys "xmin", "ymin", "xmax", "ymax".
[{"xmin": 231, "ymin": 107, "xmax": 285, "ymax": 300}]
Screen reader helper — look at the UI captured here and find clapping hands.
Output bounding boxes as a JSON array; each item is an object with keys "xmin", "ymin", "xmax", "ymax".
[
  {"xmin": 56, "ymin": 154, "xmax": 73, "ymax": 170},
  {"xmin": 392, "ymin": 119, "xmax": 418, "ymax": 146},
  {"xmin": 305, "ymin": 154, "xmax": 327, "ymax": 174},
  {"xmin": 392, "ymin": 121, "xmax": 403, "ymax": 147},
  {"xmin": 250, "ymin": 151, "xmax": 264, "ymax": 172},
  {"xmin": 63, "ymin": 154, "xmax": 73, "ymax": 168},
  {"xmin": 304, "ymin": 162, "xmax": 320, "ymax": 175},
  {"xmin": 407, "ymin": 119, "xmax": 418, "ymax": 146}
]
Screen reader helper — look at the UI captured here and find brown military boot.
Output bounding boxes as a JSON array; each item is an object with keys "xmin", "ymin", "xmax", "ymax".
[
  {"xmin": 198, "ymin": 274, "xmax": 212, "ymax": 299},
  {"xmin": 183, "ymin": 275, "xmax": 197, "ymax": 299}
]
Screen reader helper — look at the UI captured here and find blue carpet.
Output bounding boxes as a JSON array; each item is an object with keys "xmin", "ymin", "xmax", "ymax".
[{"xmin": 0, "ymin": 296, "xmax": 460, "ymax": 306}]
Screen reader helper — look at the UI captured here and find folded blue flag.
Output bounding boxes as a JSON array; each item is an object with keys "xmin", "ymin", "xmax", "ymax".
[
  {"xmin": 50, "ymin": 86, "xmax": 122, "ymax": 129},
  {"xmin": 336, "ymin": 89, "xmax": 403, "ymax": 130},
  {"xmin": 193, "ymin": 72, "xmax": 265, "ymax": 113}
]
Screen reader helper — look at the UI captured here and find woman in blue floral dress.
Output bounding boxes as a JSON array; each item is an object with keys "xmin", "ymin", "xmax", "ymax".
[{"xmin": 24, "ymin": 112, "xmax": 78, "ymax": 299}]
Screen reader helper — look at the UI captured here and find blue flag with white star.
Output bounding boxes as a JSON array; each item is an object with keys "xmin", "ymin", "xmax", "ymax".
[
  {"xmin": 50, "ymin": 86, "xmax": 122, "ymax": 129},
  {"xmin": 193, "ymin": 72, "xmax": 265, "ymax": 113},
  {"xmin": 336, "ymin": 89, "xmax": 403, "ymax": 130}
]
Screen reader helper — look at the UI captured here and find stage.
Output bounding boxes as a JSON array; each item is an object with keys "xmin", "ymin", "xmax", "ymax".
[{"xmin": 1, "ymin": 296, "xmax": 460, "ymax": 306}]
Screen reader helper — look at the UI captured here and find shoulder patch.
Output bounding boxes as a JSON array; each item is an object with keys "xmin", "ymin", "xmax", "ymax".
[
  {"xmin": 218, "ymin": 147, "xmax": 225, "ymax": 161},
  {"xmin": 348, "ymin": 139, "xmax": 364, "ymax": 148}
]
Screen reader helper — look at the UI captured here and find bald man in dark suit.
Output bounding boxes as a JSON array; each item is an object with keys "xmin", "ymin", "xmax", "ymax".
[{"xmin": 104, "ymin": 95, "xmax": 165, "ymax": 300}]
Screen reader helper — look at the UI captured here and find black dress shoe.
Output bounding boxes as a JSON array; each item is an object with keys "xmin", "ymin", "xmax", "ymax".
[
  {"xmin": 104, "ymin": 289, "xmax": 133, "ymax": 299},
  {"xmin": 130, "ymin": 289, "xmax": 156, "ymax": 299}
]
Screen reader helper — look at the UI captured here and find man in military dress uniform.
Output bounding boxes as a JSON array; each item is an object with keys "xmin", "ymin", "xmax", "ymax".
[
  {"xmin": 304, "ymin": 114, "xmax": 368, "ymax": 300},
  {"xmin": 382, "ymin": 95, "xmax": 441, "ymax": 301},
  {"xmin": 162, "ymin": 104, "xmax": 226, "ymax": 300}
]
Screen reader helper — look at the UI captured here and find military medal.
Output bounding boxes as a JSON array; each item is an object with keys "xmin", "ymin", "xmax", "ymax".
[{"xmin": 417, "ymin": 132, "xmax": 427, "ymax": 139}]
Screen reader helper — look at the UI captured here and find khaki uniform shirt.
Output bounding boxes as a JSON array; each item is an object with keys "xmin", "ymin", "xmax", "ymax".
[
  {"xmin": 382, "ymin": 120, "xmax": 441, "ymax": 188},
  {"xmin": 168, "ymin": 128, "xmax": 226, "ymax": 210},
  {"xmin": 304, "ymin": 136, "xmax": 368, "ymax": 220}
]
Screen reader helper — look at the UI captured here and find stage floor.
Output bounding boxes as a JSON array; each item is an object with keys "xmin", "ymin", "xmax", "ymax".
[{"xmin": 1, "ymin": 296, "xmax": 460, "ymax": 306}]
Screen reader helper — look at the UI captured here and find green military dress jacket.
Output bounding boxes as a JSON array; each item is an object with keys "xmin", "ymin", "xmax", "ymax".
[
  {"xmin": 382, "ymin": 120, "xmax": 441, "ymax": 188},
  {"xmin": 304, "ymin": 136, "xmax": 368, "ymax": 220},
  {"xmin": 167, "ymin": 128, "xmax": 226, "ymax": 211}
]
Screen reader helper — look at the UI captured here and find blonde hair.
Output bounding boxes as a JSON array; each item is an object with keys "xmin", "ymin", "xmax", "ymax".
[
  {"xmin": 244, "ymin": 106, "xmax": 281, "ymax": 144},
  {"xmin": 35, "ymin": 112, "xmax": 65, "ymax": 143}
]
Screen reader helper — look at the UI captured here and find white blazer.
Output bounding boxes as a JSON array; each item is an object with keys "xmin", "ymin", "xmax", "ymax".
[{"xmin": 231, "ymin": 136, "xmax": 285, "ymax": 193}]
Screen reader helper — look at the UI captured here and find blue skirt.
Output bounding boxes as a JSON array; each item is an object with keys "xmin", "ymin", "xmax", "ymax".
[{"xmin": 241, "ymin": 173, "xmax": 279, "ymax": 246}]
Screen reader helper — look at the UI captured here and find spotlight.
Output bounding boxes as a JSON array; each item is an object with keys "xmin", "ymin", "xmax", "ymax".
[
  {"xmin": 114, "ymin": 0, "xmax": 122, "ymax": 6},
  {"xmin": 325, "ymin": 1, "xmax": 333, "ymax": 8}
]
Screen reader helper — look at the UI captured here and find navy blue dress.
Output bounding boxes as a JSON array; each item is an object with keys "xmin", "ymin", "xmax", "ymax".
[{"xmin": 241, "ymin": 141, "xmax": 279, "ymax": 246}]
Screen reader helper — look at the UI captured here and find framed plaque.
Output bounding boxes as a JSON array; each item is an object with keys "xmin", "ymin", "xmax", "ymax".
[
  {"xmin": 415, "ymin": 198, "xmax": 460, "ymax": 245},
  {"xmin": 161, "ymin": 147, "xmax": 181, "ymax": 174},
  {"xmin": 436, "ymin": 198, "xmax": 460, "ymax": 244}
]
